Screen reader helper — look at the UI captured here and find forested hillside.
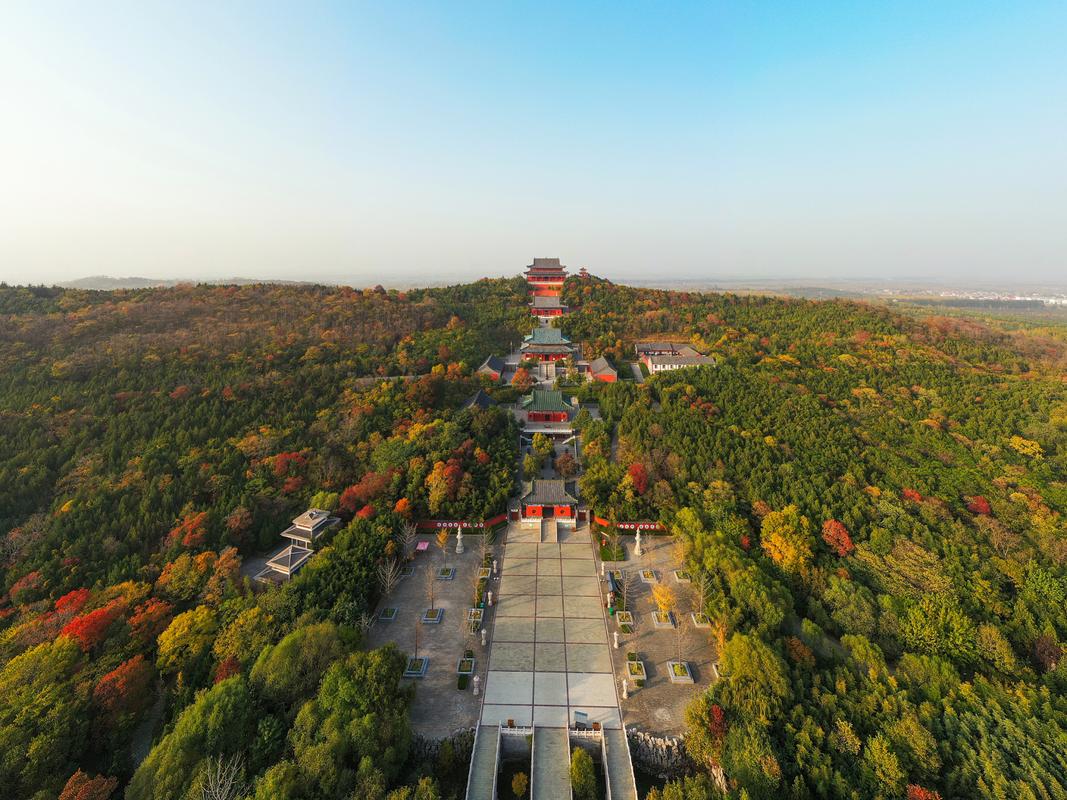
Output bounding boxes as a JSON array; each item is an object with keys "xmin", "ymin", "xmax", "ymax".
[
  {"xmin": 0, "ymin": 280, "xmax": 525, "ymax": 800},
  {"xmin": 0, "ymin": 276, "xmax": 1064, "ymax": 800},
  {"xmin": 564, "ymin": 278, "xmax": 1067, "ymax": 800}
]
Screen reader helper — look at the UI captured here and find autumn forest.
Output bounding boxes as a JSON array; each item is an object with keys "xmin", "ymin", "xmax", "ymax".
[{"xmin": 0, "ymin": 276, "xmax": 1064, "ymax": 800}]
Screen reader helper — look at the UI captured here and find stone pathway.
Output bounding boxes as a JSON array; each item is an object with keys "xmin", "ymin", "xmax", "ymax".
[
  {"xmin": 480, "ymin": 523, "xmax": 621, "ymax": 729},
  {"xmin": 466, "ymin": 520, "xmax": 638, "ymax": 800}
]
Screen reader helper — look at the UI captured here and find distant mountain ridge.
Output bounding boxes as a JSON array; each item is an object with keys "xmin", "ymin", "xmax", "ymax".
[{"xmin": 57, "ymin": 275, "xmax": 310, "ymax": 290}]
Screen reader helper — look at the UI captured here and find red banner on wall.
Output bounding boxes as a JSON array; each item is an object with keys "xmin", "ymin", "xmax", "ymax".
[
  {"xmin": 592, "ymin": 516, "xmax": 665, "ymax": 531},
  {"xmin": 417, "ymin": 512, "xmax": 508, "ymax": 530}
]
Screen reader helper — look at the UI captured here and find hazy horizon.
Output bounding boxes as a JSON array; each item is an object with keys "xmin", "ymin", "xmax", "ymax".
[{"xmin": 3, "ymin": 2, "xmax": 1066, "ymax": 286}]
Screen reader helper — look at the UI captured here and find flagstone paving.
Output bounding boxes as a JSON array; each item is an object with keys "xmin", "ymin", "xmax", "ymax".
[{"xmin": 480, "ymin": 521, "xmax": 625, "ymax": 729}]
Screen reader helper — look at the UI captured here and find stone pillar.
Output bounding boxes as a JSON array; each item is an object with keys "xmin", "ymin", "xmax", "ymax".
[{"xmin": 480, "ymin": 628, "xmax": 487, "ymax": 646}]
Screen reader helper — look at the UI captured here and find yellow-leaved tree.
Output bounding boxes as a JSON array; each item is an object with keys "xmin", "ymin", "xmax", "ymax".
[{"xmin": 759, "ymin": 505, "xmax": 814, "ymax": 575}]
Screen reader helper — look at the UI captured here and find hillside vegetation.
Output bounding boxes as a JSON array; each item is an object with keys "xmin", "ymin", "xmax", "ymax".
[{"xmin": 0, "ymin": 276, "xmax": 1064, "ymax": 800}]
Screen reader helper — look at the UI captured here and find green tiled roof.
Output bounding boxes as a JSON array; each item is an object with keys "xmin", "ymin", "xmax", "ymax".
[
  {"xmin": 521, "ymin": 390, "xmax": 574, "ymax": 412},
  {"xmin": 524, "ymin": 327, "xmax": 570, "ymax": 345}
]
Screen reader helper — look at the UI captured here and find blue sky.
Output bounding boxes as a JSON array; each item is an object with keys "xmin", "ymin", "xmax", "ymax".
[{"xmin": 1, "ymin": 2, "xmax": 1065, "ymax": 285}]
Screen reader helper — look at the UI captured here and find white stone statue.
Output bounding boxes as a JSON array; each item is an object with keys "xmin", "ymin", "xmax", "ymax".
[
  {"xmin": 480, "ymin": 628, "xmax": 487, "ymax": 646},
  {"xmin": 487, "ymin": 590, "xmax": 493, "ymax": 607},
  {"xmin": 455, "ymin": 527, "xmax": 464, "ymax": 554},
  {"xmin": 635, "ymin": 530, "xmax": 643, "ymax": 556},
  {"xmin": 622, "ymin": 679, "xmax": 629, "ymax": 699},
  {"xmin": 613, "ymin": 630, "xmax": 619, "ymax": 649},
  {"xmin": 473, "ymin": 674, "xmax": 480, "ymax": 696},
  {"xmin": 492, "ymin": 558, "xmax": 499, "ymax": 576}
]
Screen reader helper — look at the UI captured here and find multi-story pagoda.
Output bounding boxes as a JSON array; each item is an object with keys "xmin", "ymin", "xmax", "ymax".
[
  {"xmin": 520, "ymin": 327, "xmax": 577, "ymax": 363},
  {"xmin": 531, "ymin": 294, "xmax": 567, "ymax": 320},
  {"xmin": 525, "ymin": 257, "xmax": 567, "ymax": 297}
]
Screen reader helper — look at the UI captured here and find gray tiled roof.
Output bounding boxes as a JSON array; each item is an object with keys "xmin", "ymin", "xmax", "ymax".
[
  {"xmin": 478, "ymin": 354, "xmax": 505, "ymax": 373},
  {"xmin": 589, "ymin": 356, "xmax": 616, "ymax": 376},
  {"xmin": 463, "ymin": 389, "xmax": 497, "ymax": 410},
  {"xmin": 522, "ymin": 479, "xmax": 578, "ymax": 505},
  {"xmin": 635, "ymin": 341, "xmax": 700, "ymax": 357},
  {"xmin": 532, "ymin": 295, "xmax": 565, "ymax": 308}
]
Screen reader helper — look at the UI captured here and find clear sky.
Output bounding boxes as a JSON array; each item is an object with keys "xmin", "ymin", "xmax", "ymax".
[{"xmin": 1, "ymin": 2, "xmax": 1065, "ymax": 286}]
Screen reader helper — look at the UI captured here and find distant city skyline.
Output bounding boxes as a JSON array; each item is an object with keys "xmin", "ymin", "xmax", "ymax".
[{"xmin": 2, "ymin": 2, "xmax": 1066, "ymax": 286}]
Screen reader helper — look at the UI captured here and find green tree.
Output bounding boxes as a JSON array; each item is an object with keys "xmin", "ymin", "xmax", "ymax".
[
  {"xmin": 127, "ymin": 676, "xmax": 256, "ymax": 800},
  {"xmin": 0, "ymin": 638, "xmax": 87, "ymax": 799},
  {"xmin": 569, "ymin": 747, "xmax": 597, "ymax": 800},
  {"xmin": 717, "ymin": 634, "xmax": 791, "ymax": 724},
  {"xmin": 250, "ymin": 621, "xmax": 344, "ymax": 712}
]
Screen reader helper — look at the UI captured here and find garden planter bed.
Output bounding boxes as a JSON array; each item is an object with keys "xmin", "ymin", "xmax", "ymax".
[
  {"xmin": 404, "ymin": 657, "xmax": 429, "ymax": 678},
  {"xmin": 437, "ymin": 567, "xmax": 456, "ymax": 580},
  {"xmin": 640, "ymin": 569, "xmax": 658, "ymax": 584},
  {"xmin": 667, "ymin": 660, "xmax": 694, "ymax": 684},
  {"xmin": 456, "ymin": 657, "xmax": 475, "ymax": 675},
  {"xmin": 673, "ymin": 570, "xmax": 692, "ymax": 583},
  {"xmin": 421, "ymin": 608, "xmax": 444, "ymax": 624},
  {"xmin": 690, "ymin": 612, "xmax": 711, "ymax": 628},
  {"xmin": 626, "ymin": 660, "xmax": 647, "ymax": 681},
  {"xmin": 378, "ymin": 607, "xmax": 398, "ymax": 622},
  {"xmin": 652, "ymin": 611, "xmax": 675, "ymax": 629}
]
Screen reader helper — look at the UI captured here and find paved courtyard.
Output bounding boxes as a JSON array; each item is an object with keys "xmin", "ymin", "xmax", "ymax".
[
  {"xmin": 480, "ymin": 521, "xmax": 623, "ymax": 730},
  {"xmin": 362, "ymin": 531, "xmax": 500, "ymax": 737},
  {"xmin": 603, "ymin": 533, "xmax": 719, "ymax": 736}
]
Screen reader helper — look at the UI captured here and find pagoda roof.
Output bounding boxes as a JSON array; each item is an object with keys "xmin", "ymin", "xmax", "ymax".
[
  {"xmin": 291, "ymin": 508, "xmax": 336, "ymax": 531},
  {"xmin": 589, "ymin": 356, "xmax": 616, "ymax": 377},
  {"xmin": 521, "ymin": 389, "xmax": 574, "ymax": 412},
  {"xmin": 521, "ymin": 479, "xmax": 578, "ymax": 506},
  {"xmin": 463, "ymin": 389, "xmax": 497, "ymax": 410},
  {"xmin": 524, "ymin": 327, "xmax": 570, "ymax": 345},
  {"xmin": 521, "ymin": 343, "xmax": 573, "ymax": 355},
  {"xmin": 635, "ymin": 341, "xmax": 700, "ymax": 357},
  {"xmin": 532, "ymin": 295, "xmax": 566, "ymax": 309},
  {"xmin": 478, "ymin": 354, "xmax": 505, "ymax": 374},
  {"xmin": 265, "ymin": 544, "xmax": 313, "ymax": 575},
  {"xmin": 526, "ymin": 257, "xmax": 566, "ymax": 272}
]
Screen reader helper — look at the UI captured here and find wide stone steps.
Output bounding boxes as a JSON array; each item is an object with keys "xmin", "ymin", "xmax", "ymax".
[
  {"xmin": 532, "ymin": 726, "xmax": 571, "ymax": 800},
  {"xmin": 604, "ymin": 728, "xmax": 638, "ymax": 800},
  {"xmin": 542, "ymin": 518, "xmax": 558, "ymax": 543},
  {"xmin": 465, "ymin": 725, "xmax": 500, "ymax": 800}
]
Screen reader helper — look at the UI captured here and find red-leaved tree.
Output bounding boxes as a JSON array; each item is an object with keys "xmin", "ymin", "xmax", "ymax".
[
  {"xmin": 966, "ymin": 495, "xmax": 992, "ymax": 515},
  {"xmin": 61, "ymin": 599, "xmax": 126, "ymax": 652},
  {"xmin": 93, "ymin": 654, "xmax": 154, "ymax": 721},
  {"xmin": 60, "ymin": 770, "xmax": 118, "ymax": 800},
  {"xmin": 128, "ymin": 598, "xmax": 174, "ymax": 644},
  {"xmin": 906, "ymin": 786, "xmax": 943, "ymax": 800},
  {"xmin": 55, "ymin": 588, "xmax": 91, "ymax": 616},
  {"xmin": 628, "ymin": 463, "xmax": 649, "ymax": 495},
  {"xmin": 821, "ymin": 519, "xmax": 854, "ymax": 557}
]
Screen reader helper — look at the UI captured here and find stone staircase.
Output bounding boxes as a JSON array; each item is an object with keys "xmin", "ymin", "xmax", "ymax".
[
  {"xmin": 532, "ymin": 727, "xmax": 571, "ymax": 800},
  {"xmin": 603, "ymin": 728, "xmax": 638, "ymax": 800},
  {"xmin": 465, "ymin": 725, "xmax": 500, "ymax": 800},
  {"xmin": 541, "ymin": 517, "xmax": 558, "ymax": 543}
]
